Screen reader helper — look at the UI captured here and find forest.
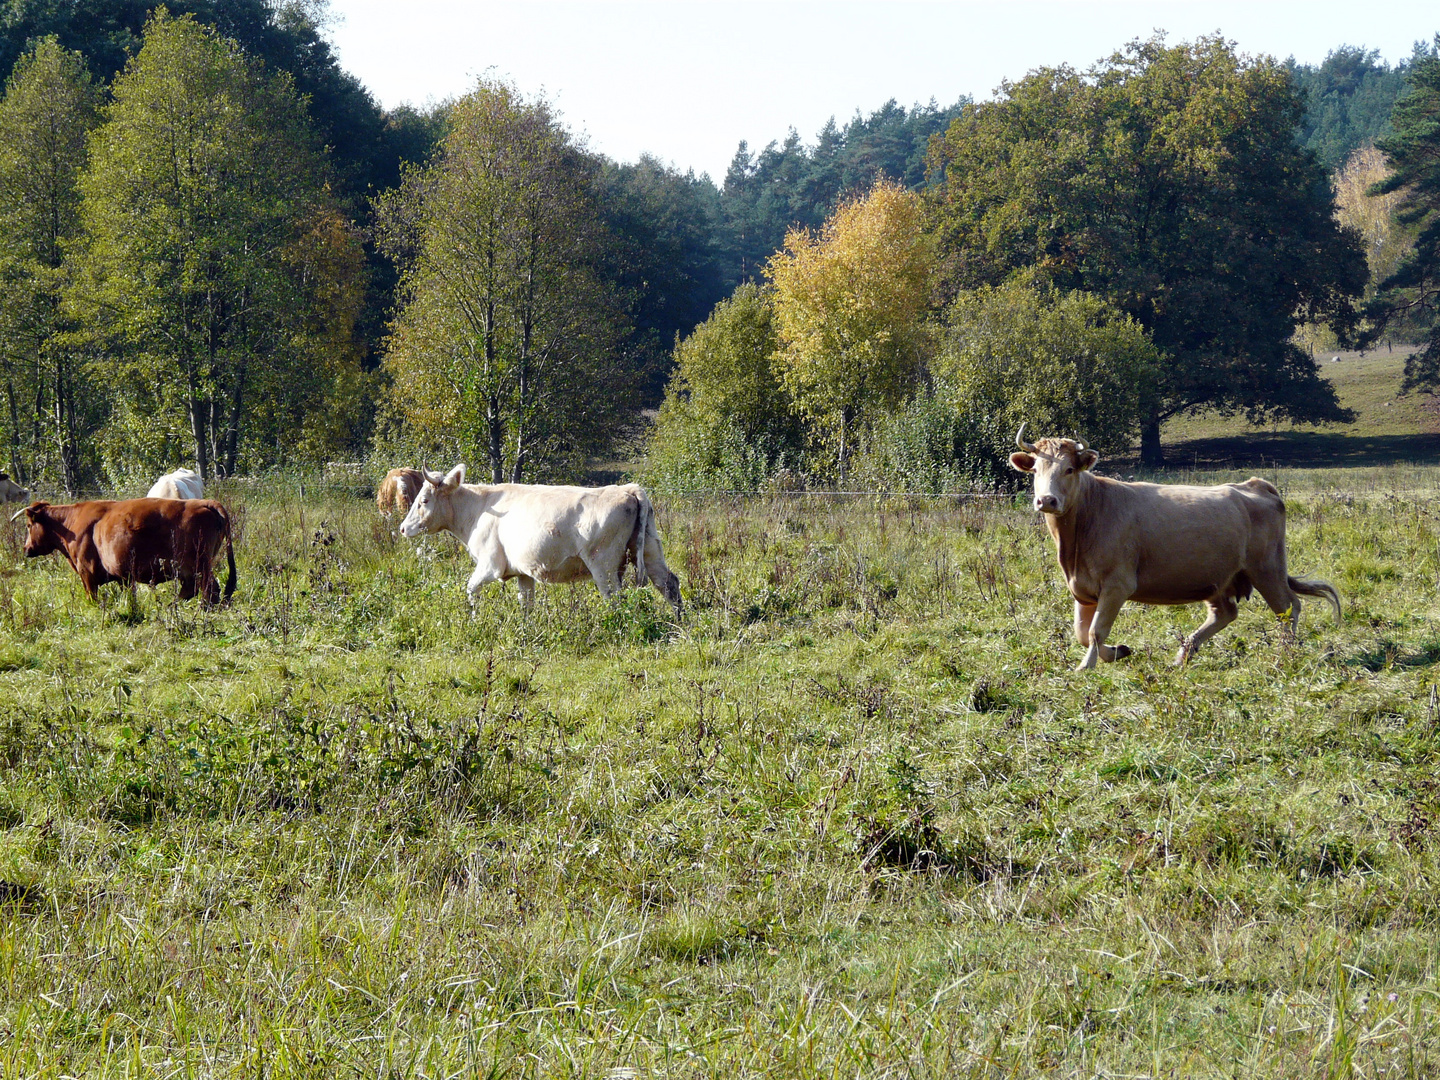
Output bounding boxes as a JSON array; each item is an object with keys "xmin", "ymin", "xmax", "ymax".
[{"xmin": 0, "ymin": 0, "xmax": 1437, "ymax": 489}]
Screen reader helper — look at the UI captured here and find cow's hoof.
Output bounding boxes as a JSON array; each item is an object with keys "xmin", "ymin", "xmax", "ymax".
[{"xmin": 1112, "ymin": 644, "xmax": 1132, "ymax": 660}]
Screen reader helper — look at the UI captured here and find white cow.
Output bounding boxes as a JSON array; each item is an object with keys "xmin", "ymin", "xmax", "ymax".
[
  {"xmin": 0, "ymin": 473, "xmax": 28, "ymax": 502},
  {"xmin": 146, "ymin": 468, "xmax": 204, "ymax": 501},
  {"xmin": 399, "ymin": 464, "xmax": 682, "ymax": 613}
]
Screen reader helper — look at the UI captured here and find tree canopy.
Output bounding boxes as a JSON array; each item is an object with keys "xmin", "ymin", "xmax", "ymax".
[
  {"xmin": 719, "ymin": 99, "xmax": 965, "ymax": 288},
  {"xmin": 377, "ymin": 79, "xmax": 628, "ymax": 484},
  {"xmin": 1289, "ymin": 46, "xmax": 1412, "ymax": 171},
  {"xmin": 1365, "ymin": 41, "xmax": 1440, "ymax": 394},
  {"xmin": 68, "ymin": 11, "xmax": 365, "ymax": 480},
  {"xmin": 0, "ymin": 36, "xmax": 101, "ymax": 489},
  {"xmin": 767, "ymin": 180, "xmax": 935, "ymax": 480},
  {"xmin": 935, "ymin": 278, "xmax": 1162, "ymax": 456},
  {"xmin": 927, "ymin": 34, "xmax": 1368, "ymax": 464}
]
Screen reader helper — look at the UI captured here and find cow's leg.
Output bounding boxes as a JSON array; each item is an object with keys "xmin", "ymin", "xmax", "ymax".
[
  {"xmin": 1078, "ymin": 586, "xmax": 1130, "ymax": 671},
  {"xmin": 1177, "ymin": 594, "xmax": 1238, "ymax": 665},
  {"xmin": 515, "ymin": 574, "xmax": 536, "ymax": 608},
  {"xmin": 466, "ymin": 562, "xmax": 503, "ymax": 601},
  {"xmin": 1251, "ymin": 570, "xmax": 1300, "ymax": 636},
  {"xmin": 75, "ymin": 545, "xmax": 106, "ymax": 602},
  {"xmin": 580, "ymin": 550, "xmax": 622, "ymax": 600},
  {"xmin": 1074, "ymin": 600, "xmax": 1130, "ymax": 663}
]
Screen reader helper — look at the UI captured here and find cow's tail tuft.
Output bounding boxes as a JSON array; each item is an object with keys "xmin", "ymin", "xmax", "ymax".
[
  {"xmin": 222, "ymin": 507, "xmax": 238, "ymax": 603},
  {"xmin": 1289, "ymin": 576, "xmax": 1340, "ymax": 622}
]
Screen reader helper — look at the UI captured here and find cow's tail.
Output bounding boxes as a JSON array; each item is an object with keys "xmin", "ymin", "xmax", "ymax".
[
  {"xmin": 629, "ymin": 491, "xmax": 651, "ymax": 587},
  {"xmin": 221, "ymin": 507, "xmax": 238, "ymax": 603},
  {"xmin": 1289, "ymin": 576, "xmax": 1341, "ymax": 622}
]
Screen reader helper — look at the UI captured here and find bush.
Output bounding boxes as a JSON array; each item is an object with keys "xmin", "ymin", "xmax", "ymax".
[
  {"xmin": 934, "ymin": 279, "xmax": 1161, "ymax": 455},
  {"xmin": 642, "ymin": 284, "xmax": 805, "ymax": 492},
  {"xmin": 853, "ymin": 391, "xmax": 1012, "ymax": 492}
]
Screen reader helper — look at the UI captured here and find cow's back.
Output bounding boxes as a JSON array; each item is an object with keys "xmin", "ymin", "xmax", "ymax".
[
  {"xmin": 147, "ymin": 469, "xmax": 203, "ymax": 501},
  {"xmin": 378, "ymin": 468, "xmax": 424, "ymax": 514},
  {"xmin": 484, "ymin": 483, "xmax": 639, "ymax": 583},
  {"xmin": 1077, "ymin": 478, "xmax": 1261, "ymax": 604}
]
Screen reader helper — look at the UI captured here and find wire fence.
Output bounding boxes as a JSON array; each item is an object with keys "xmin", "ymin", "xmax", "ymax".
[{"xmin": 654, "ymin": 489, "xmax": 1019, "ymax": 500}]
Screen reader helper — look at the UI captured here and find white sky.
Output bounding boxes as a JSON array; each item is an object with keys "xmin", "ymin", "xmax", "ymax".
[{"xmin": 325, "ymin": 1, "xmax": 1439, "ymax": 181}]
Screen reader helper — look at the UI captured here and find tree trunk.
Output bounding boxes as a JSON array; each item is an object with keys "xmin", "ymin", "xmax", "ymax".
[
  {"xmin": 186, "ymin": 359, "xmax": 210, "ymax": 480},
  {"xmin": 189, "ymin": 398, "xmax": 210, "ymax": 479},
  {"xmin": 838, "ymin": 403, "xmax": 854, "ymax": 487},
  {"xmin": 224, "ymin": 364, "xmax": 245, "ymax": 478},
  {"xmin": 6, "ymin": 380, "xmax": 25, "ymax": 485},
  {"xmin": 1140, "ymin": 415, "xmax": 1164, "ymax": 468},
  {"xmin": 54, "ymin": 357, "xmax": 78, "ymax": 495},
  {"xmin": 487, "ymin": 391, "xmax": 503, "ymax": 483}
]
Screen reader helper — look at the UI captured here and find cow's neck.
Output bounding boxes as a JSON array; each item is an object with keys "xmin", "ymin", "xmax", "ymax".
[
  {"xmin": 1043, "ymin": 474, "xmax": 1096, "ymax": 594},
  {"xmin": 448, "ymin": 484, "xmax": 497, "ymax": 555},
  {"xmin": 39, "ymin": 505, "xmax": 79, "ymax": 543}
]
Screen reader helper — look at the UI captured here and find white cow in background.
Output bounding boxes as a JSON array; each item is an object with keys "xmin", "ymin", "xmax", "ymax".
[
  {"xmin": 0, "ymin": 474, "xmax": 28, "ymax": 502},
  {"xmin": 399, "ymin": 464, "xmax": 682, "ymax": 613},
  {"xmin": 147, "ymin": 468, "xmax": 204, "ymax": 501}
]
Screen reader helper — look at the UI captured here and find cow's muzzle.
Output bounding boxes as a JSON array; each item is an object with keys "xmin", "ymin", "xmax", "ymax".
[{"xmin": 1035, "ymin": 495, "xmax": 1061, "ymax": 514}]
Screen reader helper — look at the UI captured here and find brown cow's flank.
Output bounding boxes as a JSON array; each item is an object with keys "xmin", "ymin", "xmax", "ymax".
[
  {"xmin": 377, "ymin": 468, "xmax": 425, "ymax": 517},
  {"xmin": 23, "ymin": 498, "xmax": 236, "ymax": 604}
]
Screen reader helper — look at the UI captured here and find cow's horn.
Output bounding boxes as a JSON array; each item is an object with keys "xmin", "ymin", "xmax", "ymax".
[
  {"xmin": 8, "ymin": 506, "xmax": 27, "ymax": 522},
  {"xmin": 1074, "ymin": 439, "xmax": 1086, "ymax": 452},
  {"xmin": 1016, "ymin": 424, "xmax": 1038, "ymax": 454},
  {"xmin": 420, "ymin": 459, "xmax": 443, "ymax": 487}
]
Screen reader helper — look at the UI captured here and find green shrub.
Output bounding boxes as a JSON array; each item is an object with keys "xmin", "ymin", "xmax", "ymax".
[{"xmin": 935, "ymin": 277, "xmax": 1162, "ymax": 454}]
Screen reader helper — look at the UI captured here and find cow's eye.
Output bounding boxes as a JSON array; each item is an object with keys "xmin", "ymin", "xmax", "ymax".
[{"xmin": 1065, "ymin": 466, "xmax": 1075, "ymax": 475}]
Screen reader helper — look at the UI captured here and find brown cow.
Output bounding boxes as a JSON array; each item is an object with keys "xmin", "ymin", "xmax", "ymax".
[
  {"xmin": 377, "ymin": 468, "xmax": 424, "ymax": 518},
  {"xmin": 16, "ymin": 498, "xmax": 237, "ymax": 604},
  {"xmin": 1009, "ymin": 426, "xmax": 1340, "ymax": 669}
]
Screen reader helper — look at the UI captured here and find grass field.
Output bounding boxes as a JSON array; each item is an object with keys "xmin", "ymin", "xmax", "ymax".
[
  {"xmin": 1156, "ymin": 347, "xmax": 1440, "ymax": 470},
  {"xmin": 1, "ymin": 470, "xmax": 1439, "ymax": 1077}
]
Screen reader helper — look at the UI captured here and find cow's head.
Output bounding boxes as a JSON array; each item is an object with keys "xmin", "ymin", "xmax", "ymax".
[
  {"xmin": 1009, "ymin": 425, "xmax": 1098, "ymax": 516},
  {"xmin": 399, "ymin": 464, "xmax": 465, "ymax": 538},
  {"xmin": 14, "ymin": 501, "xmax": 59, "ymax": 557}
]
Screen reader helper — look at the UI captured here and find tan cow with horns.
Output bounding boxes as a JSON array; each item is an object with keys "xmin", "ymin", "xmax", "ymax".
[{"xmin": 1009, "ymin": 426, "xmax": 1340, "ymax": 669}]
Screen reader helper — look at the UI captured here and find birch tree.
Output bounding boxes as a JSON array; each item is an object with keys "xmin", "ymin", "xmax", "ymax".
[
  {"xmin": 377, "ymin": 79, "xmax": 627, "ymax": 483},
  {"xmin": 0, "ymin": 37, "xmax": 101, "ymax": 490},
  {"xmin": 69, "ymin": 10, "xmax": 363, "ymax": 479}
]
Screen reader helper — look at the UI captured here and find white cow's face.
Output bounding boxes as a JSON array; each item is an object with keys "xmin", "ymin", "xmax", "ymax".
[
  {"xmin": 399, "ymin": 463, "xmax": 465, "ymax": 538},
  {"xmin": 1010, "ymin": 439, "xmax": 1098, "ymax": 516}
]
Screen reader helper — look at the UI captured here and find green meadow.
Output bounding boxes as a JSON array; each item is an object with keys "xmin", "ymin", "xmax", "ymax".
[{"xmin": 0, "ymin": 466, "xmax": 1438, "ymax": 1077}]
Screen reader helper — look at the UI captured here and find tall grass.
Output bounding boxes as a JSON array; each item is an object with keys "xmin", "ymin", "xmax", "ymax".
[{"xmin": 0, "ymin": 475, "xmax": 1437, "ymax": 1075}]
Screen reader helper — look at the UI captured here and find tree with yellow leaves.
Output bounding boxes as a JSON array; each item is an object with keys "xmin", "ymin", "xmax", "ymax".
[
  {"xmin": 765, "ymin": 180, "xmax": 934, "ymax": 482},
  {"xmin": 1333, "ymin": 144, "xmax": 1411, "ymax": 298}
]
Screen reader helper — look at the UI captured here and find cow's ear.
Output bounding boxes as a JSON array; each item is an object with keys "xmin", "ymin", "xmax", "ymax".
[
  {"xmin": 1009, "ymin": 452, "xmax": 1036, "ymax": 473},
  {"xmin": 442, "ymin": 463, "xmax": 465, "ymax": 489},
  {"xmin": 1076, "ymin": 449, "xmax": 1099, "ymax": 472},
  {"xmin": 25, "ymin": 500, "xmax": 48, "ymax": 518}
]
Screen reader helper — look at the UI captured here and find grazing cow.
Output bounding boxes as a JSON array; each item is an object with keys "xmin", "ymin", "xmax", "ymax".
[
  {"xmin": 377, "ymin": 467, "xmax": 424, "ymax": 518},
  {"xmin": 147, "ymin": 468, "xmax": 203, "ymax": 501},
  {"xmin": 1009, "ymin": 426, "xmax": 1339, "ymax": 669},
  {"xmin": 0, "ymin": 474, "xmax": 27, "ymax": 502},
  {"xmin": 15, "ymin": 498, "xmax": 237, "ymax": 604},
  {"xmin": 399, "ymin": 464, "xmax": 682, "ymax": 613}
]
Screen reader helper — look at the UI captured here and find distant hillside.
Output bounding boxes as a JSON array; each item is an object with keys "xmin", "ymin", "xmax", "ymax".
[{"xmin": 1156, "ymin": 347, "xmax": 1440, "ymax": 468}]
